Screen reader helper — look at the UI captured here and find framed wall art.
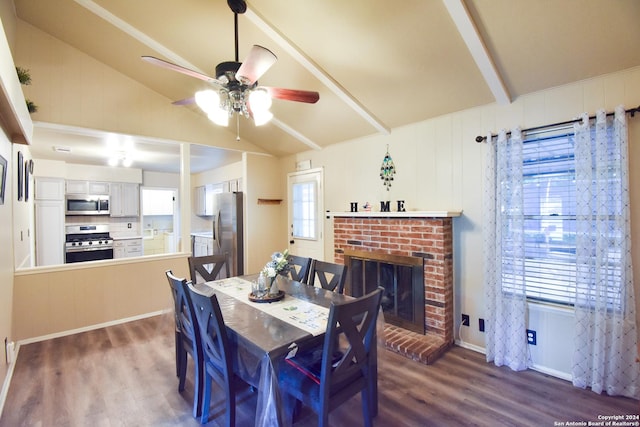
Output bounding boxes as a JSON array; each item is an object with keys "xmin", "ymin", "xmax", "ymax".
[
  {"xmin": 17, "ymin": 151, "xmax": 23, "ymax": 201},
  {"xmin": 24, "ymin": 159, "xmax": 30, "ymax": 201},
  {"xmin": 0, "ymin": 154, "xmax": 7, "ymax": 205}
]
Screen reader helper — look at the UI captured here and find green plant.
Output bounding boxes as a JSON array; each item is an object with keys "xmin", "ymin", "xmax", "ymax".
[
  {"xmin": 15, "ymin": 66, "xmax": 31, "ymax": 85},
  {"xmin": 15, "ymin": 66, "xmax": 38, "ymax": 113}
]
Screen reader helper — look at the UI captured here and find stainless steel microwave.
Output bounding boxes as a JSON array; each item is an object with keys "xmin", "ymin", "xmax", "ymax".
[{"xmin": 65, "ymin": 194, "xmax": 110, "ymax": 215}]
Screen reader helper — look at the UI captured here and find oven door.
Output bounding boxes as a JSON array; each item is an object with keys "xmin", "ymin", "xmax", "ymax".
[{"xmin": 65, "ymin": 247, "xmax": 114, "ymax": 263}]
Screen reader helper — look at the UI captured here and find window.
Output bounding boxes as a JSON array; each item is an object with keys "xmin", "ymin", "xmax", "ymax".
[
  {"xmin": 291, "ymin": 181, "xmax": 317, "ymax": 239},
  {"xmin": 505, "ymin": 127, "xmax": 624, "ymax": 308}
]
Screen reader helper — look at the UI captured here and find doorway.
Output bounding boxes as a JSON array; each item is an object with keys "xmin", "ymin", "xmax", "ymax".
[
  {"xmin": 287, "ymin": 168, "xmax": 324, "ymax": 260},
  {"xmin": 141, "ymin": 187, "xmax": 179, "ymax": 255}
]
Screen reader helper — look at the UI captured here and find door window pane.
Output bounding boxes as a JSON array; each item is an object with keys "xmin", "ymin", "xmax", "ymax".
[{"xmin": 292, "ymin": 181, "xmax": 317, "ymax": 239}]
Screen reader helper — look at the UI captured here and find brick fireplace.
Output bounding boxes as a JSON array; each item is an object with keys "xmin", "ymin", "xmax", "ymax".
[{"xmin": 330, "ymin": 211, "xmax": 459, "ymax": 364}]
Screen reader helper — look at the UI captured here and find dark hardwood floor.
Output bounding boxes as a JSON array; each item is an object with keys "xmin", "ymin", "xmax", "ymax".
[{"xmin": 1, "ymin": 314, "xmax": 637, "ymax": 426}]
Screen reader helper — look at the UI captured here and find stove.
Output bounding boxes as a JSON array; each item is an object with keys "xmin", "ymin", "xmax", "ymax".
[{"xmin": 65, "ymin": 224, "xmax": 114, "ymax": 263}]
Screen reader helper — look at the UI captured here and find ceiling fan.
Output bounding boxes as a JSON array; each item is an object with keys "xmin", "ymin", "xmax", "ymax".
[{"xmin": 142, "ymin": 0, "xmax": 319, "ymax": 133}]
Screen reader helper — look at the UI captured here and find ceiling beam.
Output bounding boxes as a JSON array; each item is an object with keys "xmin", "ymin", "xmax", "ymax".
[
  {"xmin": 74, "ymin": 0, "xmax": 205, "ymax": 74},
  {"xmin": 245, "ymin": 5, "xmax": 391, "ymax": 135},
  {"xmin": 443, "ymin": 0, "xmax": 511, "ymax": 105}
]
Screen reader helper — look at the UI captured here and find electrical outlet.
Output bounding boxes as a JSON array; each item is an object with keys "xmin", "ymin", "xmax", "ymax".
[
  {"xmin": 527, "ymin": 329, "xmax": 537, "ymax": 345},
  {"xmin": 461, "ymin": 314, "xmax": 470, "ymax": 326},
  {"xmin": 479, "ymin": 318, "xmax": 485, "ymax": 332}
]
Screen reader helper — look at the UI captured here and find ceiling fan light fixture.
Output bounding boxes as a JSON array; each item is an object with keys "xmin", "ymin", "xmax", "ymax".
[
  {"xmin": 253, "ymin": 110, "xmax": 273, "ymax": 126},
  {"xmin": 249, "ymin": 88, "xmax": 272, "ymax": 113},
  {"xmin": 208, "ymin": 109, "xmax": 230, "ymax": 127},
  {"xmin": 195, "ymin": 89, "xmax": 220, "ymax": 112}
]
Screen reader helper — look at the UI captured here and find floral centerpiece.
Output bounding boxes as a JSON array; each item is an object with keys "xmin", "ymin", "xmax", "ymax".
[{"xmin": 262, "ymin": 249, "xmax": 289, "ymax": 295}]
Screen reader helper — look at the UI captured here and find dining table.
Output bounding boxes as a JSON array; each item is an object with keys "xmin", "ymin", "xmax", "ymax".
[{"xmin": 195, "ymin": 274, "xmax": 378, "ymax": 427}]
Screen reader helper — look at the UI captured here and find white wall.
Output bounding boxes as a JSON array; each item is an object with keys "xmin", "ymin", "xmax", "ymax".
[
  {"xmin": 281, "ymin": 66, "xmax": 640, "ymax": 378},
  {"xmin": 0, "ymin": 127, "xmax": 15, "ymax": 403},
  {"xmin": 34, "ymin": 159, "xmax": 142, "ymax": 183}
]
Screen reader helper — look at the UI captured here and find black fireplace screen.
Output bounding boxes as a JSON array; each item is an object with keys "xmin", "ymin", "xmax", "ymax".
[{"xmin": 345, "ymin": 252, "xmax": 425, "ymax": 334}]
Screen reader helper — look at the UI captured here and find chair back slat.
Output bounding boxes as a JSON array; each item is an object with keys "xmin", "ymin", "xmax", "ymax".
[
  {"xmin": 321, "ymin": 288, "xmax": 383, "ymax": 393},
  {"xmin": 189, "ymin": 254, "xmax": 231, "ymax": 284},
  {"xmin": 187, "ymin": 284, "xmax": 233, "ymax": 377},
  {"xmin": 281, "ymin": 254, "xmax": 312, "ymax": 284},
  {"xmin": 166, "ymin": 270, "xmax": 200, "ymax": 347},
  {"xmin": 309, "ymin": 260, "xmax": 347, "ymax": 293}
]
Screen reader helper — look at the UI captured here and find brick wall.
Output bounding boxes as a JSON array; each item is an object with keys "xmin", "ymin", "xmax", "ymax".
[{"xmin": 333, "ymin": 216, "xmax": 454, "ymax": 344}]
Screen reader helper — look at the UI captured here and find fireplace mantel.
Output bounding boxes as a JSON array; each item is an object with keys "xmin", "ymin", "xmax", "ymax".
[{"xmin": 326, "ymin": 210, "xmax": 462, "ymax": 218}]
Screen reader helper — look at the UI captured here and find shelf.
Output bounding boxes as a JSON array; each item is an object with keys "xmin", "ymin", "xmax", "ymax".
[
  {"xmin": 257, "ymin": 198, "xmax": 283, "ymax": 205},
  {"xmin": 326, "ymin": 210, "xmax": 462, "ymax": 218}
]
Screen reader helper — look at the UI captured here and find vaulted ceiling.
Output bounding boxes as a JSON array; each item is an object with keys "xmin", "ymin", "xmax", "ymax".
[{"xmin": 10, "ymin": 0, "xmax": 640, "ymax": 173}]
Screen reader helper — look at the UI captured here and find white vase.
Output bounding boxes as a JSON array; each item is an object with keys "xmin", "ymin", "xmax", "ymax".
[{"xmin": 268, "ymin": 275, "xmax": 279, "ymax": 296}]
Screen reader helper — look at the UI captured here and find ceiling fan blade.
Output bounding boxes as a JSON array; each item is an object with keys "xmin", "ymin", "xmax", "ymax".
[
  {"xmin": 236, "ymin": 45, "xmax": 277, "ymax": 85},
  {"xmin": 264, "ymin": 87, "xmax": 320, "ymax": 104},
  {"xmin": 141, "ymin": 56, "xmax": 219, "ymax": 84},
  {"xmin": 172, "ymin": 97, "xmax": 195, "ymax": 106}
]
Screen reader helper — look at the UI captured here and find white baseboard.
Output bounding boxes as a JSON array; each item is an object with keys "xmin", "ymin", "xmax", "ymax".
[
  {"xmin": 530, "ymin": 363, "xmax": 573, "ymax": 382},
  {"xmin": 454, "ymin": 339, "xmax": 573, "ymax": 382},
  {"xmin": 17, "ymin": 309, "xmax": 170, "ymax": 346},
  {"xmin": 455, "ymin": 339, "xmax": 486, "ymax": 354},
  {"xmin": 0, "ymin": 344, "xmax": 19, "ymax": 421}
]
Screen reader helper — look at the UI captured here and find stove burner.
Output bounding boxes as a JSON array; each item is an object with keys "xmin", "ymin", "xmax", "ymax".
[{"xmin": 65, "ymin": 224, "xmax": 113, "ymax": 252}]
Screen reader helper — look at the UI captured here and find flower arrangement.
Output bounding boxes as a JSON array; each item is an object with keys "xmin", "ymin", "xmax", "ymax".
[
  {"xmin": 261, "ymin": 249, "xmax": 289, "ymax": 295},
  {"xmin": 262, "ymin": 249, "xmax": 289, "ymax": 279}
]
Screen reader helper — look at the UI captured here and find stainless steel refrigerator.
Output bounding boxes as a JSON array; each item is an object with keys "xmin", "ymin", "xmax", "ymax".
[{"xmin": 212, "ymin": 191, "xmax": 244, "ymax": 276}]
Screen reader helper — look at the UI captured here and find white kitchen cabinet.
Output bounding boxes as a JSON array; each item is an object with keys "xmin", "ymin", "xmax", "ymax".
[
  {"xmin": 195, "ymin": 184, "xmax": 219, "ymax": 216},
  {"xmin": 114, "ymin": 238, "xmax": 143, "ymax": 259},
  {"xmin": 192, "ymin": 235, "xmax": 214, "ymax": 256},
  {"xmin": 110, "ymin": 183, "xmax": 140, "ymax": 217},
  {"xmin": 35, "ymin": 199, "xmax": 65, "ymax": 266},
  {"xmin": 65, "ymin": 180, "xmax": 110, "ymax": 195},
  {"xmin": 142, "ymin": 188, "xmax": 174, "ymax": 215},
  {"xmin": 195, "ymin": 186, "xmax": 207, "ymax": 216},
  {"xmin": 35, "ymin": 177, "xmax": 65, "ymax": 200},
  {"xmin": 35, "ymin": 178, "xmax": 65, "ymax": 266},
  {"xmin": 225, "ymin": 178, "xmax": 242, "ymax": 192}
]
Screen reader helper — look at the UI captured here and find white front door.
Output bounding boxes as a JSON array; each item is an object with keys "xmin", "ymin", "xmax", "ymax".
[{"xmin": 287, "ymin": 168, "xmax": 324, "ymax": 260}]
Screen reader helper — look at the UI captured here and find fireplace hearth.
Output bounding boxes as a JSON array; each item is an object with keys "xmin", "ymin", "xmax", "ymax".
[{"xmin": 330, "ymin": 211, "xmax": 459, "ymax": 364}]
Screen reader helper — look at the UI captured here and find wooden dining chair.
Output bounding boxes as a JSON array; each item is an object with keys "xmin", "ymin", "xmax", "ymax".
[
  {"xmin": 280, "ymin": 254, "xmax": 312, "ymax": 284},
  {"xmin": 308, "ymin": 260, "xmax": 348, "ymax": 293},
  {"xmin": 188, "ymin": 253, "xmax": 231, "ymax": 284},
  {"xmin": 165, "ymin": 270, "xmax": 204, "ymax": 419},
  {"xmin": 187, "ymin": 282, "xmax": 240, "ymax": 426},
  {"xmin": 278, "ymin": 287, "xmax": 383, "ymax": 427}
]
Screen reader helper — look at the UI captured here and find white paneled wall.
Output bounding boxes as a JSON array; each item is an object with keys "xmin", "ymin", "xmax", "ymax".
[{"xmin": 286, "ymin": 66, "xmax": 640, "ymax": 378}]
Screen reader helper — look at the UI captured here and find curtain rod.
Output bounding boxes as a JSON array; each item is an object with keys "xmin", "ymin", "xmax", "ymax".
[{"xmin": 475, "ymin": 105, "xmax": 640, "ymax": 143}]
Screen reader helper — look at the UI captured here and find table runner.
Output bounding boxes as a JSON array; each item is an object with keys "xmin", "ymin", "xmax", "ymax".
[{"xmin": 206, "ymin": 276, "xmax": 330, "ymax": 336}]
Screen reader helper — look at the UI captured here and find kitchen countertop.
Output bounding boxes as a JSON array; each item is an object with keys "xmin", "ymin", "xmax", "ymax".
[
  {"xmin": 191, "ymin": 232, "xmax": 213, "ymax": 238},
  {"xmin": 111, "ymin": 235, "xmax": 143, "ymax": 240}
]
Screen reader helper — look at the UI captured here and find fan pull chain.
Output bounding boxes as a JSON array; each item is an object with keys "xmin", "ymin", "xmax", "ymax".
[{"xmin": 236, "ymin": 114, "xmax": 240, "ymax": 141}]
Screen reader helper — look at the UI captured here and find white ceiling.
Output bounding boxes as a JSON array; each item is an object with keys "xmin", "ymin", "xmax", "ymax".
[{"xmin": 10, "ymin": 0, "xmax": 640, "ymax": 173}]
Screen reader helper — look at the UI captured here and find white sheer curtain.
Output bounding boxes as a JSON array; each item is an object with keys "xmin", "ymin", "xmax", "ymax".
[
  {"xmin": 483, "ymin": 128, "xmax": 531, "ymax": 371},
  {"xmin": 572, "ymin": 106, "xmax": 639, "ymax": 399}
]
